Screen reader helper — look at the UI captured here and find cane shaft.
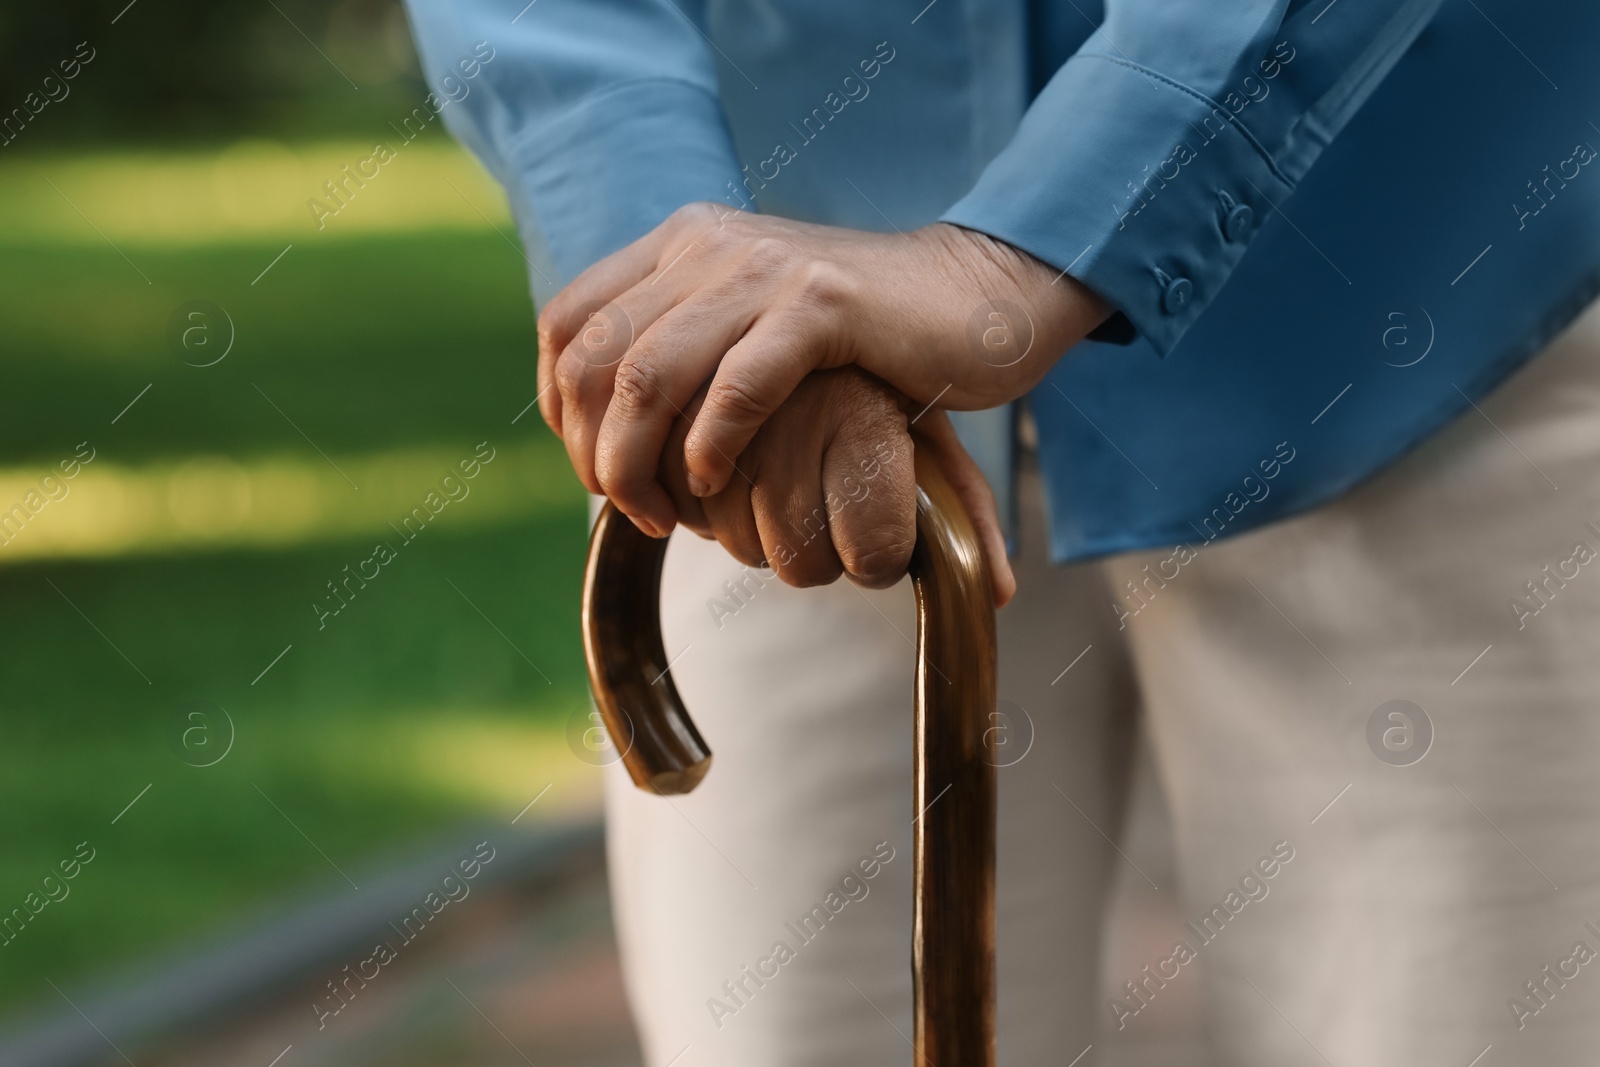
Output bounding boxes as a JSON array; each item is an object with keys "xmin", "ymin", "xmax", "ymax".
[
  {"xmin": 910, "ymin": 449, "xmax": 997, "ymax": 1066},
  {"xmin": 581, "ymin": 453, "xmax": 996, "ymax": 1064}
]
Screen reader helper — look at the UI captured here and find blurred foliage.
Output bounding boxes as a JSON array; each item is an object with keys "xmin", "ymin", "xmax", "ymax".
[
  {"xmin": 0, "ymin": 95, "xmax": 604, "ymax": 1039},
  {"xmin": 0, "ymin": 213, "xmax": 597, "ymax": 1012},
  {"xmin": 0, "ymin": 0, "xmax": 426, "ymax": 146},
  {"xmin": 0, "ymin": 0, "xmax": 608, "ymax": 1021},
  {"xmin": 0, "ymin": 187, "xmax": 597, "ymax": 1012}
]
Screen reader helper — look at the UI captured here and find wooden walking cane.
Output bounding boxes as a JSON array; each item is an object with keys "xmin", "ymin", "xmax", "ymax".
[{"xmin": 582, "ymin": 448, "xmax": 997, "ymax": 1066}]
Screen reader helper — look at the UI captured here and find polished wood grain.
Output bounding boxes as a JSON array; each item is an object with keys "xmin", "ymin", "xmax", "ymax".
[
  {"xmin": 907, "ymin": 447, "xmax": 998, "ymax": 1067},
  {"xmin": 580, "ymin": 502, "xmax": 712, "ymax": 795},
  {"xmin": 582, "ymin": 453, "xmax": 996, "ymax": 1065}
]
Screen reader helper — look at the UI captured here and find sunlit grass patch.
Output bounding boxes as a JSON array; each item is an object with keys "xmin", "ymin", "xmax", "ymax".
[
  {"xmin": 0, "ymin": 438, "xmax": 579, "ymax": 564},
  {"xmin": 0, "ymin": 138, "xmax": 511, "ymax": 248}
]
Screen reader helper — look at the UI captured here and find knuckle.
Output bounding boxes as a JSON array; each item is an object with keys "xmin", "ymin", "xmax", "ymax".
[
  {"xmin": 791, "ymin": 260, "xmax": 856, "ymax": 313},
  {"xmin": 781, "ymin": 548, "xmax": 842, "ymax": 588},
  {"xmin": 552, "ymin": 353, "xmax": 584, "ymax": 397},
  {"xmin": 593, "ymin": 457, "xmax": 623, "ymax": 498},
  {"xmin": 839, "ymin": 531, "xmax": 914, "ymax": 587},
  {"xmin": 573, "ymin": 305, "xmax": 634, "ymax": 365},
  {"xmin": 774, "ymin": 504, "xmax": 838, "ymax": 588},
  {"xmin": 537, "ymin": 291, "xmax": 573, "ymax": 333},
  {"xmin": 704, "ymin": 375, "xmax": 769, "ymax": 425},
  {"xmin": 718, "ymin": 529, "xmax": 766, "ymax": 570},
  {"xmin": 672, "ymin": 201, "xmax": 719, "ymax": 228},
  {"xmin": 669, "ymin": 202, "xmax": 727, "ymax": 246},
  {"xmin": 844, "ymin": 394, "xmax": 908, "ymax": 443},
  {"xmin": 593, "ymin": 453, "xmax": 638, "ymax": 501},
  {"xmin": 535, "ymin": 306, "xmax": 558, "ymax": 343},
  {"xmin": 609, "ymin": 352, "xmax": 664, "ymax": 413},
  {"xmin": 594, "ymin": 442, "xmax": 657, "ymax": 503},
  {"xmin": 744, "ymin": 235, "xmax": 797, "ymax": 274},
  {"xmin": 702, "ymin": 213, "xmax": 737, "ymax": 247},
  {"xmin": 553, "ymin": 354, "xmax": 594, "ymax": 404}
]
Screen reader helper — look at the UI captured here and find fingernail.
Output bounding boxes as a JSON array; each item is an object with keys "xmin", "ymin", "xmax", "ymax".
[{"xmin": 688, "ymin": 474, "xmax": 712, "ymax": 497}]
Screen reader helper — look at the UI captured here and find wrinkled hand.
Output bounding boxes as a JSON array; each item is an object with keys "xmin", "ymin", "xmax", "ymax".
[
  {"xmin": 537, "ymin": 204, "xmax": 1108, "ymax": 537},
  {"xmin": 660, "ymin": 367, "xmax": 1015, "ymax": 607}
]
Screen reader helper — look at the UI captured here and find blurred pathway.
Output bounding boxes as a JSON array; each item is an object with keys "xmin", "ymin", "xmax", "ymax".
[
  {"xmin": 54, "ymin": 737, "xmax": 1201, "ymax": 1067},
  {"xmin": 135, "ymin": 865, "xmax": 642, "ymax": 1067}
]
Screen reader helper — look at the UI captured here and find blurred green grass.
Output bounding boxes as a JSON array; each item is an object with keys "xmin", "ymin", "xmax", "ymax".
[{"xmin": 0, "ymin": 150, "xmax": 595, "ymax": 1013}]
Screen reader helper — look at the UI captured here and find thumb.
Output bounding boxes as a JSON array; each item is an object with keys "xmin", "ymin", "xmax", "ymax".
[{"xmin": 910, "ymin": 410, "xmax": 1017, "ymax": 609}]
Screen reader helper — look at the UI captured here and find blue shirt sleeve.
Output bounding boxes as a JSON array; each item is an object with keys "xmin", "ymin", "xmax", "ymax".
[
  {"xmin": 401, "ymin": 0, "xmax": 745, "ymax": 300},
  {"xmin": 942, "ymin": 0, "xmax": 1442, "ymax": 356}
]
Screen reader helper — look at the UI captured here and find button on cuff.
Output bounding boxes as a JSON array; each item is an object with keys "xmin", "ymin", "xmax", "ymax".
[
  {"xmin": 1161, "ymin": 275, "xmax": 1193, "ymax": 315},
  {"xmin": 1223, "ymin": 202, "xmax": 1254, "ymax": 243}
]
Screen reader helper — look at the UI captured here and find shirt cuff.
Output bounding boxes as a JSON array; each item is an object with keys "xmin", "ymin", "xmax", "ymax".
[
  {"xmin": 942, "ymin": 53, "xmax": 1295, "ymax": 357},
  {"xmin": 506, "ymin": 78, "xmax": 744, "ymax": 286}
]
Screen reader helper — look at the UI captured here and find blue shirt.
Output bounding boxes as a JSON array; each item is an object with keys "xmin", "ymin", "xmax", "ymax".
[{"xmin": 405, "ymin": 0, "xmax": 1600, "ymax": 562}]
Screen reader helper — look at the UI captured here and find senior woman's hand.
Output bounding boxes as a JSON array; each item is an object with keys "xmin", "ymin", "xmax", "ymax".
[
  {"xmin": 537, "ymin": 204, "xmax": 1108, "ymax": 538},
  {"xmin": 660, "ymin": 367, "xmax": 1016, "ymax": 608}
]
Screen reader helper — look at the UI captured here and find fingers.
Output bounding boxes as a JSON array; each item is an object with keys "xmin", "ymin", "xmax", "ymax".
[
  {"xmin": 696, "ymin": 369, "xmax": 916, "ymax": 595},
  {"xmin": 656, "ymin": 400, "xmax": 709, "ymax": 538},
  {"xmin": 683, "ymin": 263, "xmax": 854, "ymax": 497},
  {"xmin": 699, "ymin": 470, "xmax": 765, "ymax": 569},
  {"xmin": 681, "ymin": 315, "xmax": 818, "ymax": 499},
  {"xmin": 911, "ymin": 410, "xmax": 1017, "ymax": 608},
  {"xmin": 702, "ymin": 473, "xmax": 836, "ymax": 586},
  {"xmin": 749, "ymin": 450, "xmax": 844, "ymax": 589},
  {"xmin": 591, "ymin": 283, "xmax": 762, "ymax": 536},
  {"xmin": 695, "ymin": 402, "xmax": 1007, "ymax": 604},
  {"xmin": 552, "ymin": 279, "xmax": 693, "ymax": 502},
  {"xmin": 701, "ymin": 370, "xmax": 849, "ymax": 588},
  {"xmin": 823, "ymin": 388, "xmax": 915, "ymax": 590},
  {"xmin": 537, "ymin": 233, "xmax": 667, "ymax": 435},
  {"xmin": 734, "ymin": 379, "xmax": 842, "ymax": 587},
  {"xmin": 536, "ymin": 202, "xmax": 726, "ymax": 435}
]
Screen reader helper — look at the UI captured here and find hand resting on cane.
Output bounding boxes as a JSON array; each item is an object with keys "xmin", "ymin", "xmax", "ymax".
[
  {"xmin": 654, "ymin": 367, "xmax": 1015, "ymax": 607},
  {"xmin": 537, "ymin": 205, "xmax": 1110, "ymax": 541}
]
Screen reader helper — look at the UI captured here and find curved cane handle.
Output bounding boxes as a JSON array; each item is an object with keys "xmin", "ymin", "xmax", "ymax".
[
  {"xmin": 580, "ymin": 500, "xmax": 713, "ymax": 795},
  {"xmin": 581, "ymin": 449, "xmax": 996, "ymax": 1066}
]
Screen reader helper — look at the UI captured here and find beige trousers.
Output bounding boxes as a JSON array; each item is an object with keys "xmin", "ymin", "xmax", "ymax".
[{"xmin": 604, "ymin": 299, "xmax": 1600, "ymax": 1067}]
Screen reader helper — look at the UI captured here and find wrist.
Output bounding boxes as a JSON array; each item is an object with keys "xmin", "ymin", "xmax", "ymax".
[
  {"xmin": 914, "ymin": 224, "xmax": 1111, "ymax": 405},
  {"xmin": 935, "ymin": 222, "xmax": 1111, "ymax": 332}
]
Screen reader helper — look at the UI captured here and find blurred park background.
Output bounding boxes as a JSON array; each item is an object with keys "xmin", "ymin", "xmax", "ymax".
[{"xmin": 0, "ymin": 1, "xmax": 639, "ymax": 1063}]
